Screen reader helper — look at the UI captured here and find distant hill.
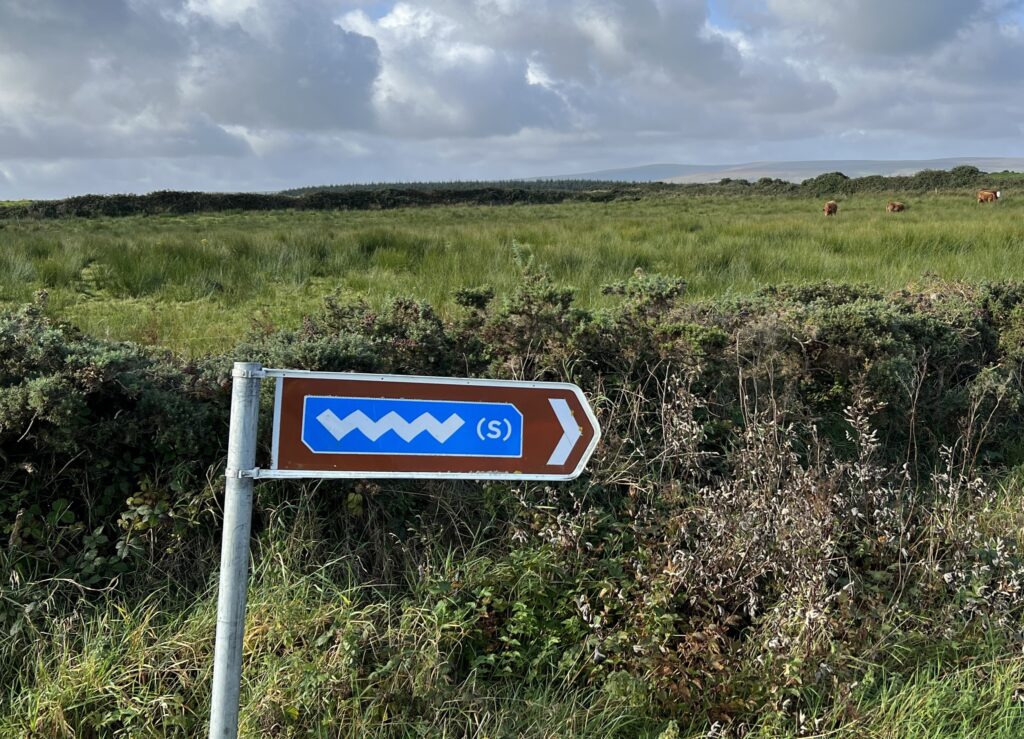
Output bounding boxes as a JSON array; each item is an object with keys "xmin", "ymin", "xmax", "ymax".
[
  {"xmin": 529, "ymin": 164, "xmax": 713, "ymax": 183},
  {"xmin": 535, "ymin": 158, "xmax": 1024, "ymax": 184}
]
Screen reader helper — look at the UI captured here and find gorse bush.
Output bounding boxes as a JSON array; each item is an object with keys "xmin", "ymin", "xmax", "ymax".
[
  {"xmin": 0, "ymin": 296, "xmax": 227, "ymax": 589},
  {"xmin": 4, "ymin": 270, "xmax": 1024, "ymax": 735}
]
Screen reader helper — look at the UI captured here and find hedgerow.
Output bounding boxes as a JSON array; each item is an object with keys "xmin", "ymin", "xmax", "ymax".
[
  {"xmin": 4, "ymin": 272, "xmax": 1024, "ymax": 734},
  {"xmin": 3, "ymin": 166, "xmax": 1022, "ymax": 220},
  {"xmin": 0, "ymin": 185, "xmax": 659, "ymax": 220}
]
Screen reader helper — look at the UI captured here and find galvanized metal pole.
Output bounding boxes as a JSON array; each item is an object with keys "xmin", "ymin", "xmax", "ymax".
[{"xmin": 209, "ymin": 362, "xmax": 262, "ymax": 739}]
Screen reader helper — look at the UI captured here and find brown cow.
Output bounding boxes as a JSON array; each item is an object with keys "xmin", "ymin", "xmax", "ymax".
[
  {"xmin": 823, "ymin": 200, "xmax": 838, "ymax": 216},
  {"xmin": 886, "ymin": 201, "xmax": 906, "ymax": 213},
  {"xmin": 977, "ymin": 189, "xmax": 1001, "ymax": 203}
]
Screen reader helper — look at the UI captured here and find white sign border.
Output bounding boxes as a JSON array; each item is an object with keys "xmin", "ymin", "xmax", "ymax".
[{"xmin": 263, "ymin": 368, "xmax": 600, "ymax": 481}]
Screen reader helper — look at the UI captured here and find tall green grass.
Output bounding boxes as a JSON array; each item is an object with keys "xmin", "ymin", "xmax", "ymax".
[
  {"xmin": 6, "ymin": 516, "xmax": 1022, "ymax": 738},
  {"xmin": 749, "ymin": 654, "xmax": 1024, "ymax": 738},
  {"xmin": 1, "ymin": 192, "xmax": 1022, "ymax": 354},
  {"xmin": 1, "ymin": 509, "xmax": 662, "ymax": 738}
]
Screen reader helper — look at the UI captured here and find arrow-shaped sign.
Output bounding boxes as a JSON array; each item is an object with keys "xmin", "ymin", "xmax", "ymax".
[{"xmin": 266, "ymin": 371, "xmax": 600, "ymax": 480}]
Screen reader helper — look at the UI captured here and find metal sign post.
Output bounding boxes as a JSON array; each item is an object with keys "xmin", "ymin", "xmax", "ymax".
[
  {"xmin": 209, "ymin": 363, "xmax": 262, "ymax": 738},
  {"xmin": 208, "ymin": 365, "xmax": 600, "ymax": 737}
]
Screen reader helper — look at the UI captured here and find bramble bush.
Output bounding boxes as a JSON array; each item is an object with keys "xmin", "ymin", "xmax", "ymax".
[{"xmin": 4, "ymin": 269, "xmax": 1024, "ymax": 734}]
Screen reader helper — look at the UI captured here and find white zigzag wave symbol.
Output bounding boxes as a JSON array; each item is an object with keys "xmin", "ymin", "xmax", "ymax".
[{"xmin": 316, "ymin": 409, "xmax": 465, "ymax": 444}]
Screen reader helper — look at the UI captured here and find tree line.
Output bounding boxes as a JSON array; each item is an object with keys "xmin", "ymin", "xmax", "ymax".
[{"xmin": 1, "ymin": 166, "xmax": 1020, "ymax": 219}]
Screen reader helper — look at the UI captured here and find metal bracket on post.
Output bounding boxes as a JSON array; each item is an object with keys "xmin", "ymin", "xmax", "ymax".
[
  {"xmin": 231, "ymin": 366, "xmax": 267, "ymax": 380},
  {"xmin": 209, "ymin": 362, "xmax": 262, "ymax": 739}
]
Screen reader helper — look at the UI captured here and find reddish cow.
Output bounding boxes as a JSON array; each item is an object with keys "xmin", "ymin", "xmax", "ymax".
[
  {"xmin": 823, "ymin": 200, "xmax": 838, "ymax": 216},
  {"xmin": 886, "ymin": 201, "xmax": 906, "ymax": 213},
  {"xmin": 977, "ymin": 189, "xmax": 1001, "ymax": 204}
]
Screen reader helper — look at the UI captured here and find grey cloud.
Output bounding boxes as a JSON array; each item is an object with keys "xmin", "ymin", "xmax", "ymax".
[
  {"xmin": 761, "ymin": 0, "xmax": 988, "ymax": 56},
  {"xmin": 0, "ymin": 116, "xmax": 250, "ymax": 160},
  {"xmin": 0, "ymin": 1, "xmax": 188, "ymax": 122},
  {"xmin": 820, "ymin": 15, "xmax": 1023, "ymax": 132},
  {"xmin": 181, "ymin": 5, "xmax": 380, "ymax": 130},
  {"xmin": 928, "ymin": 20, "xmax": 1024, "ymax": 83},
  {"xmin": 747, "ymin": 72, "xmax": 836, "ymax": 116},
  {"xmin": 708, "ymin": 0, "xmax": 1024, "ymax": 151},
  {"xmin": 375, "ymin": 61, "xmax": 565, "ymax": 138},
  {"xmin": 0, "ymin": 0, "xmax": 382, "ymax": 160}
]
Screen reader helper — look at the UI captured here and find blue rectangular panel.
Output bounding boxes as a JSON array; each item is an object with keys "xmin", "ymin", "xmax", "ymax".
[{"xmin": 301, "ymin": 396, "xmax": 523, "ymax": 457}]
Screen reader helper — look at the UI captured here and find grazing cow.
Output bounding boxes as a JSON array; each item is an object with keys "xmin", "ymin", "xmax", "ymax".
[
  {"xmin": 886, "ymin": 201, "xmax": 906, "ymax": 213},
  {"xmin": 977, "ymin": 189, "xmax": 1001, "ymax": 203},
  {"xmin": 823, "ymin": 200, "xmax": 838, "ymax": 216}
]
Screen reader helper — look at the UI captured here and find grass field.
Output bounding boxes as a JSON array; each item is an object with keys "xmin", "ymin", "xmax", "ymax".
[
  {"xmin": 2, "ymin": 192, "xmax": 1022, "ymax": 355},
  {"xmin": 6, "ymin": 192, "xmax": 1024, "ymax": 736}
]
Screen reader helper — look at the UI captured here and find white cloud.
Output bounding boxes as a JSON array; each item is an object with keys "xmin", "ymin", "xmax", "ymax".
[
  {"xmin": 339, "ymin": 3, "xmax": 564, "ymax": 136},
  {"xmin": 1, "ymin": 0, "xmax": 1024, "ymax": 198},
  {"xmin": 339, "ymin": 0, "xmax": 833, "ymax": 139},
  {"xmin": 185, "ymin": 0, "xmax": 264, "ymax": 26}
]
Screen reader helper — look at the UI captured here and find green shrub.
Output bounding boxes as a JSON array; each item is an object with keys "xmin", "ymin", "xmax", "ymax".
[
  {"xmin": 0, "ymin": 297, "xmax": 227, "ymax": 588},
  {"xmin": 6, "ymin": 274, "xmax": 1024, "ymax": 734}
]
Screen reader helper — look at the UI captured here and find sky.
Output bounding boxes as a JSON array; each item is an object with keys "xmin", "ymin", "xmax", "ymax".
[{"xmin": 2, "ymin": 0, "xmax": 1024, "ymax": 198}]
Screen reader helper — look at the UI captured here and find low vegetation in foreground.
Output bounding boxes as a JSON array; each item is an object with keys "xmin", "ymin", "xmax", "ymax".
[{"xmin": 3, "ymin": 269, "xmax": 1024, "ymax": 736}]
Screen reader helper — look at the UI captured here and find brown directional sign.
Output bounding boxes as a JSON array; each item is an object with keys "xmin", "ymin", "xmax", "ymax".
[{"xmin": 264, "ymin": 370, "xmax": 600, "ymax": 480}]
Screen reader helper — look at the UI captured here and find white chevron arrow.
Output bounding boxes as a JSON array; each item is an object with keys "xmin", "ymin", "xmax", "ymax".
[
  {"xmin": 316, "ymin": 409, "xmax": 464, "ymax": 444},
  {"xmin": 547, "ymin": 398, "xmax": 582, "ymax": 466}
]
